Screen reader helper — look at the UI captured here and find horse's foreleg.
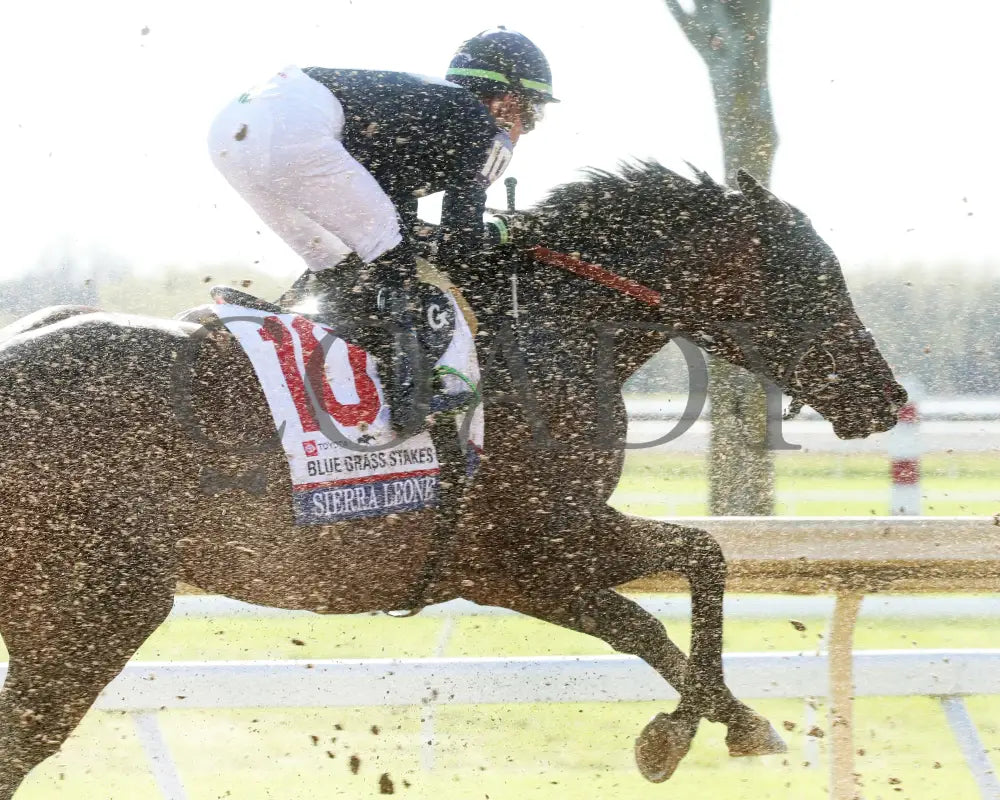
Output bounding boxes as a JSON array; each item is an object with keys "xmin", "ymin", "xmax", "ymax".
[
  {"xmin": 491, "ymin": 585, "xmax": 710, "ymax": 782},
  {"xmin": 504, "ymin": 517, "xmax": 738, "ymax": 720},
  {"xmin": 606, "ymin": 518, "xmax": 787, "ymax": 768},
  {"xmin": 472, "ymin": 513, "xmax": 785, "ymax": 781},
  {"xmin": 0, "ymin": 590, "xmax": 172, "ymax": 798}
]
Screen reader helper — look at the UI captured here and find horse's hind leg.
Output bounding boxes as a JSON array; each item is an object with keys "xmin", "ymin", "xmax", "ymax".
[{"xmin": 0, "ymin": 581, "xmax": 172, "ymax": 798}]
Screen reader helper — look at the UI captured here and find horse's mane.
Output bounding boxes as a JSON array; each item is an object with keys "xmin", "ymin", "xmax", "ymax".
[
  {"xmin": 523, "ymin": 159, "xmax": 846, "ymax": 325},
  {"xmin": 528, "ymin": 159, "xmax": 836, "ymax": 284},
  {"xmin": 531, "ymin": 160, "xmax": 743, "ymax": 249}
]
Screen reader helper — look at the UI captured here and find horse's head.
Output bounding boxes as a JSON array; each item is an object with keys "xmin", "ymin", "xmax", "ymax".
[
  {"xmin": 523, "ymin": 162, "xmax": 906, "ymax": 439},
  {"xmin": 697, "ymin": 170, "xmax": 906, "ymax": 438}
]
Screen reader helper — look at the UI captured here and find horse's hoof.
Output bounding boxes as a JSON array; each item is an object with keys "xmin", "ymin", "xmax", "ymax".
[
  {"xmin": 725, "ymin": 712, "xmax": 788, "ymax": 758},
  {"xmin": 634, "ymin": 712, "xmax": 697, "ymax": 783}
]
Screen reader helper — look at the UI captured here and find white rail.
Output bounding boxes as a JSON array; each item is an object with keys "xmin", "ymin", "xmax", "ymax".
[
  {"xmin": 4, "ymin": 649, "xmax": 992, "ymax": 710},
  {"xmin": 170, "ymin": 592, "xmax": 1000, "ymax": 621},
  {"xmin": 6, "ymin": 650, "xmax": 996, "ymax": 800}
]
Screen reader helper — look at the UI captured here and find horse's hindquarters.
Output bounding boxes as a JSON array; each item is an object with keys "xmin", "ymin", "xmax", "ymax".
[
  {"xmin": 0, "ymin": 305, "xmax": 100, "ymax": 342},
  {"xmin": 0, "ymin": 313, "xmax": 446, "ymax": 618}
]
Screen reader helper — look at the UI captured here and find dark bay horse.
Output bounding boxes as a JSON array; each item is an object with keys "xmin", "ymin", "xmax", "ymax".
[{"xmin": 0, "ymin": 165, "xmax": 905, "ymax": 796}]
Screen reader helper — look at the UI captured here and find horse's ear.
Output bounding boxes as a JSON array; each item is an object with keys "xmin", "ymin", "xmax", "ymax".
[
  {"xmin": 737, "ymin": 169, "xmax": 772, "ymax": 204},
  {"xmin": 737, "ymin": 169, "xmax": 794, "ymax": 221},
  {"xmin": 735, "ymin": 169, "xmax": 759, "ymax": 195}
]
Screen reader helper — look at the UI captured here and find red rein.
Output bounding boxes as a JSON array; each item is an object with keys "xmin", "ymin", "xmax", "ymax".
[{"xmin": 527, "ymin": 246, "xmax": 663, "ymax": 307}]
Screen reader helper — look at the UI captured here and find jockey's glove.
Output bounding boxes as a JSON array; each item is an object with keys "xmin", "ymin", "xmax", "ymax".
[{"xmin": 486, "ymin": 212, "xmax": 535, "ymax": 246}]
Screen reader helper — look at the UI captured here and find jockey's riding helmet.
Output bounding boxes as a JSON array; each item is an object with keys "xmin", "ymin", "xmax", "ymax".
[{"xmin": 447, "ymin": 27, "xmax": 559, "ymax": 104}]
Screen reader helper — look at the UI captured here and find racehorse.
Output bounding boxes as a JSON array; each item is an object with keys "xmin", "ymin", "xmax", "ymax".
[{"xmin": 0, "ymin": 164, "xmax": 905, "ymax": 796}]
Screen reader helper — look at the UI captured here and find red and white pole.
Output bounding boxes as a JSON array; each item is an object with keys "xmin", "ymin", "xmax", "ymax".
[{"xmin": 889, "ymin": 381, "xmax": 921, "ymax": 515}]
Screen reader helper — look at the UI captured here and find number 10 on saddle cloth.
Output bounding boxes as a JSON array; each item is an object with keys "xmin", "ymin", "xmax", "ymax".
[{"xmin": 211, "ymin": 301, "xmax": 483, "ymax": 525}]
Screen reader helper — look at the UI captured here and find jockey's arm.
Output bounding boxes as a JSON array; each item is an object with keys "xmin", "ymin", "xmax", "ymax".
[
  {"xmin": 394, "ymin": 187, "xmax": 500, "ymax": 267},
  {"xmin": 435, "ymin": 181, "xmax": 501, "ymax": 267}
]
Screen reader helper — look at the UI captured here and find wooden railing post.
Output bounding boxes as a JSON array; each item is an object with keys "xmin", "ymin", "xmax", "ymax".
[{"xmin": 829, "ymin": 591, "xmax": 864, "ymax": 800}]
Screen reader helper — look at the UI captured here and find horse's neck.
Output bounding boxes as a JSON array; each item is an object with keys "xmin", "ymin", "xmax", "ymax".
[{"xmin": 459, "ymin": 204, "xmax": 750, "ymax": 387}]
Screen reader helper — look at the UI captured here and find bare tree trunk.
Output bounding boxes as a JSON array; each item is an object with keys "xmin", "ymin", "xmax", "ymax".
[{"xmin": 664, "ymin": 0, "xmax": 778, "ymax": 514}]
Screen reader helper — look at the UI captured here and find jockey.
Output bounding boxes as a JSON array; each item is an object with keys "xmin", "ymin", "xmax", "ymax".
[{"xmin": 207, "ymin": 27, "xmax": 557, "ymax": 432}]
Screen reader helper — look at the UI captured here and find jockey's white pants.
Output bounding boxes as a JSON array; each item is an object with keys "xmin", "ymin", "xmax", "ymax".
[{"xmin": 207, "ymin": 66, "xmax": 402, "ymax": 271}]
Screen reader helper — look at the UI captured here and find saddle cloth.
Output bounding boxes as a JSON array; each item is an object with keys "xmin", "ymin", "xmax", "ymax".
[{"xmin": 209, "ymin": 296, "xmax": 483, "ymax": 525}]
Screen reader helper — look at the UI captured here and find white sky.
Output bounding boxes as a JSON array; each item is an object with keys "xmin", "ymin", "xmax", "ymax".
[{"xmin": 1, "ymin": 0, "xmax": 998, "ymax": 281}]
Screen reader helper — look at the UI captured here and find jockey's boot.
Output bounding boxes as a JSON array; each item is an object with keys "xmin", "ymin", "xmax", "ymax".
[
  {"xmin": 368, "ymin": 291, "xmax": 430, "ymax": 438},
  {"xmin": 369, "ymin": 250, "xmax": 432, "ymax": 437},
  {"xmin": 281, "ymin": 248, "xmax": 432, "ymax": 437},
  {"xmin": 349, "ymin": 245, "xmax": 431, "ymax": 437}
]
